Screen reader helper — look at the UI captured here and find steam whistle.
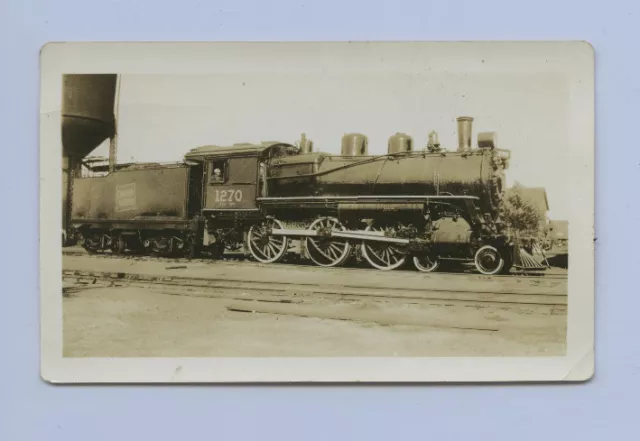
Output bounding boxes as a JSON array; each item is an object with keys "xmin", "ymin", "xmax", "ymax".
[{"xmin": 298, "ymin": 132, "xmax": 313, "ymax": 154}]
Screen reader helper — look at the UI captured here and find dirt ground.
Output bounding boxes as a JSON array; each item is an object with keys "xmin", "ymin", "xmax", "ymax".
[{"xmin": 63, "ymin": 283, "xmax": 566, "ymax": 357}]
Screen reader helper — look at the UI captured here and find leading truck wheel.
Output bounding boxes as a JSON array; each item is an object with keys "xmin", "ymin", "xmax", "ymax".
[
  {"xmin": 474, "ymin": 245, "xmax": 505, "ymax": 275},
  {"xmin": 413, "ymin": 255, "xmax": 440, "ymax": 273}
]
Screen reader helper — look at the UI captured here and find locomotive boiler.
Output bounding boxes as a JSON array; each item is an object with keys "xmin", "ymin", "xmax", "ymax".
[{"xmin": 267, "ymin": 124, "xmax": 505, "ymax": 216}]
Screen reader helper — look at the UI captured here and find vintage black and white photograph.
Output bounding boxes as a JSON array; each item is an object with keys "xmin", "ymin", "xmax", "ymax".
[{"xmin": 40, "ymin": 42, "xmax": 594, "ymax": 382}]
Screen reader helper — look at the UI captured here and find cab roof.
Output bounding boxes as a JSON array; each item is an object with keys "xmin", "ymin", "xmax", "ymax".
[{"xmin": 184, "ymin": 141, "xmax": 298, "ymax": 161}]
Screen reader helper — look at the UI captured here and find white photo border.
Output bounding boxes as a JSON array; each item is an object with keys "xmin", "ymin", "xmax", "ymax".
[{"xmin": 40, "ymin": 41, "xmax": 594, "ymax": 383}]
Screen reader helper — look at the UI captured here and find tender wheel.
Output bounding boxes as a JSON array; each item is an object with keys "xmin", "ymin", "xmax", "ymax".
[
  {"xmin": 360, "ymin": 223, "xmax": 407, "ymax": 270},
  {"xmin": 305, "ymin": 217, "xmax": 352, "ymax": 267},
  {"xmin": 474, "ymin": 245, "xmax": 505, "ymax": 275},
  {"xmin": 183, "ymin": 235, "xmax": 200, "ymax": 259},
  {"xmin": 150, "ymin": 236, "xmax": 171, "ymax": 257},
  {"xmin": 247, "ymin": 218, "xmax": 290, "ymax": 264},
  {"xmin": 185, "ymin": 244, "xmax": 198, "ymax": 259},
  {"xmin": 83, "ymin": 244, "xmax": 98, "ymax": 255},
  {"xmin": 112, "ymin": 234, "xmax": 127, "ymax": 255},
  {"xmin": 141, "ymin": 238, "xmax": 153, "ymax": 256},
  {"xmin": 413, "ymin": 255, "xmax": 440, "ymax": 273},
  {"xmin": 82, "ymin": 233, "xmax": 101, "ymax": 254}
]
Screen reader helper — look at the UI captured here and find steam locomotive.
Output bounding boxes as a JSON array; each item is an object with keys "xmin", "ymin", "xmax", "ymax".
[{"xmin": 69, "ymin": 116, "xmax": 520, "ymax": 275}]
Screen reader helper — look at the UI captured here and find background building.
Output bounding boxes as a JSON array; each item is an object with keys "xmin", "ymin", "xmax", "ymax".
[
  {"xmin": 548, "ymin": 220, "xmax": 569, "ymax": 252},
  {"xmin": 509, "ymin": 183, "xmax": 550, "ymax": 236}
]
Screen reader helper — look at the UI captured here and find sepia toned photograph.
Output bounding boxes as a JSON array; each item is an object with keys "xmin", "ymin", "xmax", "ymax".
[{"xmin": 40, "ymin": 42, "xmax": 594, "ymax": 382}]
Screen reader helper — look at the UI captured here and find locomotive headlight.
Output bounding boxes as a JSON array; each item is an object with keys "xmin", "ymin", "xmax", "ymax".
[{"xmin": 477, "ymin": 132, "xmax": 497, "ymax": 150}]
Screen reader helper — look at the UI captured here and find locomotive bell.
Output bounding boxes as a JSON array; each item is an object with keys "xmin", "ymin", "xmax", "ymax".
[
  {"xmin": 456, "ymin": 116, "xmax": 474, "ymax": 152},
  {"xmin": 388, "ymin": 133, "xmax": 413, "ymax": 154},
  {"xmin": 341, "ymin": 133, "xmax": 369, "ymax": 156}
]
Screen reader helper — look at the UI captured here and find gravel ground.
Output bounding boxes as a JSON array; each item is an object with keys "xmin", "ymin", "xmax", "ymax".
[
  {"xmin": 62, "ymin": 251, "xmax": 567, "ymax": 357},
  {"xmin": 63, "ymin": 284, "xmax": 566, "ymax": 357}
]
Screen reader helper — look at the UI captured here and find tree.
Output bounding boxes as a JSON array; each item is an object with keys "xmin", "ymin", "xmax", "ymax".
[{"xmin": 500, "ymin": 183, "xmax": 548, "ymax": 241}]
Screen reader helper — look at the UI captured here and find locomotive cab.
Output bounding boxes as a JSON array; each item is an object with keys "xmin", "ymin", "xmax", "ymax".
[
  {"xmin": 204, "ymin": 155, "xmax": 260, "ymax": 211},
  {"xmin": 183, "ymin": 141, "xmax": 298, "ymax": 256},
  {"xmin": 184, "ymin": 141, "xmax": 297, "ymax": 213}
]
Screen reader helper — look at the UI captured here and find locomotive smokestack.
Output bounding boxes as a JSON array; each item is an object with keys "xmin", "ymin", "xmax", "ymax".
[{"xmin": 456, "ymin": 116, "xmax": 474, "ymax": 152}]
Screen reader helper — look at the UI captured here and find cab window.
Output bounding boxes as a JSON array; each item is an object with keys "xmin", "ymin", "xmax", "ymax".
[
  {"xmin": 208, "ymin": 159, "xmax": 227, "ymax": 185},
  {"xmin": 227, "ymin": 157, "xmax": 258, "ymax": 185}
]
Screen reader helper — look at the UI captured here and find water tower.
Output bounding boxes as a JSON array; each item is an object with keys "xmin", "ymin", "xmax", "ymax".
[{"xmin": 61, "ymin": 74, "xmax": 119, "ymax": 242}]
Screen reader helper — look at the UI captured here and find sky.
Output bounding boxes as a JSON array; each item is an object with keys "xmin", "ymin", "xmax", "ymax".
[{"xmin": 92, "ymin": 72, "xmax": 569, "ymax": 220}]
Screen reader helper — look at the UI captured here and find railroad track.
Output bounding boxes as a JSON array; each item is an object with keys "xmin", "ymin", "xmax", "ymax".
[
  {"xmin": 61, "ymin": 248, "xmax": 568, "ymax": 281},
  {"xmin": 62, "ymin": 268, "xmax": 567, "ymax": 309}
]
